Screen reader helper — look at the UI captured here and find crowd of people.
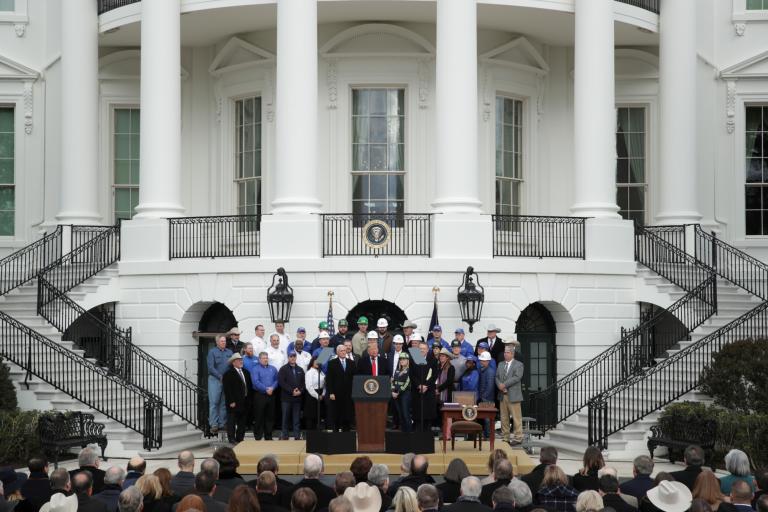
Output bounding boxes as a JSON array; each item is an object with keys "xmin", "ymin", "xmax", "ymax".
[
  {"xmin": 208, "ymin": 319, "xmax": 524, "ymax": 445},
  {"xmin": 1, "ymin": 444, "xmax": 766, "ymax": 512}
]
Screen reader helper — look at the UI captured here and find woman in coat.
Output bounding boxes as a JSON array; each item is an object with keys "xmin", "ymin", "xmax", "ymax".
[
  {"xmin": 435, "ymin": 348, "xmax": 456, "ymax": 409},
  {"xmin": 392, "ymin": 352, "xmax": 413, "ymax": 432}
]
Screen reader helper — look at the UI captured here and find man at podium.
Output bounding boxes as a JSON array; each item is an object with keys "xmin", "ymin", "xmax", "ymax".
[{"xmin": 356, "ymin": 340, "xmax": 391, "ymax": 377}]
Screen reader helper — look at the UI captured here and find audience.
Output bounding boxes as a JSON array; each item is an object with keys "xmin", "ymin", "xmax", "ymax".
[
  {"xmin": 572, "ymin": 447, "xmax": 604, "ymax": 493},
  {"xmin": 199, "ymin": 459, "xmax": 229, "ymax": 504},
  {"xmin": 521, "ymin": 447, "xmax": 558, "ymax": 496},
  {"xmin": 118, "ymin": 487, "xmax": 144, "ymax": 512},
  {"xmin": 50, "ymin": 468, "xmax": 73, "ymax": 497},
  {"xmin": 730, "ymin": 481, "xmax": 754, "ymax": 512},
  {"xmin": 124, "ymin": 458, "xmax": 147, "ymax": 490},
  {"xmin": 387, "ymin": 456, "xmax": 434, "ymax": 498},
  {"xmin": 349, "ymin": 457, "xmax": 373, "ymax": 485},
  {"xmin": 326, "ymin": 496, "xmax": 352, "ymax": 512},
  {"xmin": 508, "ymin": 479, "xmax": 533, "ymax": 512},
  {"xmin": 134, "ymin": 475, "xmax": 170, "ymax": 512},
  {"xmin": 598, "ymin": 474, "xmax": 636, "ymax": 512},
  {"xmin": 535, "ymin": 466, "xmax": 578, "ymax": 512},
  {"xmin": 670, "ymin": 446, "xmax": 706, "ymax": 491},
  {"xmin": 391, "ymin": 487, "xmax": 419, "ymax": 512},
  {"xmin": 416, "ymin": 485, "xmax": 440, "ymax": 512},
  {"xmin": 332, "ymin": 473, "xmax": 355, "ymax": 499},
  {"xmin": 721, "ymin": 450, "xmax": 756, "ymax": 495},
  {"xmin": 173, "ymin": 495, "xmax": 202, "ymax": 512},
  {"xmin": 291, "ymin": 455, "xmax": 333, "ymax": 510},
  {"xmin": 94, "ymin": 467, "xmax": 126, "ymax": 512},
  {"xmin": 252, "ymin": 457, "xmax": 292, "ymax": 508},
  {"xmin": 620, "ymin": 456, "xmax": 656, "ymax": 501},
  {"xmin": 639, "ymin": 473, "xmax": 676, "ymax": 512},
  {"xmin": 443, "ymin": 476, "xmax": 488, "ymax": 512},
  {"xmin": 171, "ymin": 472, "xmax": 224, "ymax": 512},
  {"xmin": 481, "ymin": 451, "xmax": 510, "ymax": 486},
  {"xmin": 225, "ymin": 486, "xmax": 260, "ymax": 512},
  {"xmin": 71, "ymin": 449, "xmax": 106, "ymax": 495},
  {"xmin": 367, "ymin": 464, "xmax": 392, "ymax": 512},
  {"xmin": 18, "ymin": 457, "xmax": 51, "ymax": 512},
  {"xmin": 480, "ymin": 461, "xmax": 514, "ymax": 507},
  {"xmin": 152, "ymin": 469, "xmax": 180, "ymax": 508},
  {"xmin": 574, "ymin": 490, "xmax": 603, "ymax": 512},
  {"xmin": 757, "ymin": 495, "xmax": 768, "ymax": 512},
  {"xmin": 693, "ymin": 469, "xmax": 732, "ymax": 512},
  {"xmin": 290, "ymin": 488, "xmax": 317, "ymax": 512},
  {"xmin": 646, "ymin": 481, "xmax": 691, "ymax": 512},
  {"xmin": 754, "ymin": 470, "xmax": 768, "ymax": 509},
  {"xmin": 437, "ymin": 460, "xmax": 471, "ymax": 505},
  {"xmin": 169, "ymin": 453, "xmax": 195, "ymax": 497},
  {"xmin": 73, "ymin": 471, "xmax": 108, "ymax": 512},
  {"xmin": 255, "ymin": 472, "xmax": 287, "ymax": 512},
  {"xmin": 491, "ymin": 487, "xmax": 515, "ymax": 511},
  {"xmin": 342, "ymin": 483, "xmax": 380, "ymax": 512}
]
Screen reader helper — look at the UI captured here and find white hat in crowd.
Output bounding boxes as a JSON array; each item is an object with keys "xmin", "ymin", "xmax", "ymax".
[
  {"xmin": 478, "ymin": 352, "xmax": 492, "ymax": 361},
  {"xmin": 377, "ymin": 318, "xmax": 388, "ymax": 328},
  {"xmin": 367, "ymin": 331, "xmax": 379, "ymax": 340},
  {"xmin": 646, "ymin": 481, "xmax": 692, "ymax": 512},
  {"xmin": 343, "ymin": 483, "xmax": 381, "ymax": 512}
]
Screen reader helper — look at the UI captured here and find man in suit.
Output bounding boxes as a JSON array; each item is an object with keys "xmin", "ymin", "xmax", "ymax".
[
  {"xmin": 222, "ymin": 353, "xmax": 252, "ymax": 443},
  {"xmin": 620, "ymin": 455, "xmax": 655, "ymax": 500},
  {"xmin": 249, "ymin": 456, "xmax": 294, "ymax": 509},
  {"xmin": 171, "ymin": 473, "xmax": 226, "ymax": 512},
  {"xmin": 521, "ymin": 446, "xmax": 559, "ymax": 495},
  {"xmin": 69, "ymin": 448, "xmax": 106, "ymax": 495},
  {"xmin": 495, "ymin": 343, "xmax": 524, "ymax": 445},
  {"xmin": 254, "ymin": 471, "xmax": 288, "ymax": 512},
  {"xmin": 326, "ymin": 344, "xmax": 355, "ymax": 432},
  {"xmin": 669, "ymin": 445, "xmax": 705, "ymax": 490},
  {"xmin": 357, "ymin": 341, "xmax": 390, "ymax": 377},
  {"xmin": 475, "ymin": 324, "xmax": 505, "ymax": 363},
  {"xmin": 72, "ymin": 472, "xmax": 107, "ymax": 512},
  {"xmin": 599, "ymin": 475, "xmax": 638, "ymax": 512},
  {"xmin": 277, "ymin": 350, "xmax": 306, "ymax": 440},
  {"xmin": 731, "ymin": 481, "xmax": 756, "ymax": 512},
  {"xmin": 479, "ymin": 460, "xmax": 514, "ymax": 507},
  {"xmin": 291, "ymin": 455, "xmax": 336, "ymax": 510},
  {"xmin": 92, "ymin": 467, "xmax": 125, "ymax": 512},
  {"xmin": 170, "ymin": 451, "xmax": 196, "ymax": 497}
]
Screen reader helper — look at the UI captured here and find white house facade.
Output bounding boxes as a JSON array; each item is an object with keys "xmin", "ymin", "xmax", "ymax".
[{"xmin": 0, "ymin": 0, "xmax": 766, "ymax": 458}]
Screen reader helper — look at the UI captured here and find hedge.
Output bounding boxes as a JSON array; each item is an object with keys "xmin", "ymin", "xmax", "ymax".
[{"xmin": 0, "ymin": 410, "xmax": 42, "ymax": 465}]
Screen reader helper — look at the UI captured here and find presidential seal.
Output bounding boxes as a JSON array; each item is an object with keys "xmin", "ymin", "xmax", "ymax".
[
  {"xmin": 362, "ymin": 219, "xmax": 391, "ymax": 249},
  {"xmin": 461, "ymin": 405, "xmax": 478, "ymax": 421},
  {"xmin": 363, "ymin": 378, "xmax": 380, "ymax": 395}
]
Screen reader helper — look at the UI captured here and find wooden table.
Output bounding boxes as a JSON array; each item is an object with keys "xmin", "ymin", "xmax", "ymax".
[{"xmin": 440, "ymin": 405, "xmax": 498, "ymax": 453}]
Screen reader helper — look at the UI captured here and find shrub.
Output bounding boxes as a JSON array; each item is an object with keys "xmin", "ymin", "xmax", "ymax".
[
  {"xmin": 0, "ymin": 410, "xmax": 41, "ymax": 465},
  {"xmin": 0, "ymin": 358, "xmax": 17, "ymax": 411},
  {"xmin": 699, "ymin": 339, "xmax": 768, "ymax": 414}
]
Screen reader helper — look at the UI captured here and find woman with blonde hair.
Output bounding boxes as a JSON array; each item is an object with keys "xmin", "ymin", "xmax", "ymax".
[
  {"xmin": 536, "ymin": 466, "xmax": 579, "ymax": 512},
  {"xmin": 391, "ymin": 486, "xmax": 419, "ymax": 512},
  {"xmin": 135, "ymin": 475, "xmax": 171, "ymax": 512},
  {"xmin": 694, "ymin": 469, "xmax": 732, "ymax": 512},
  {"xmin": 575, "ymin": 490, "xmax": 604, "ymax": 512}
]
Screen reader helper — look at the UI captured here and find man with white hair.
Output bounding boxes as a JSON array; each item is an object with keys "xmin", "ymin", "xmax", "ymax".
[
  {"xmin": 326, "ymin": 344, "xmax": 355, "ymax": 432},
  {"xmin": 443, "ymin": 476, "xmax": 486, "ymax": 511},
  {"xmin": 291, "ymin": 455, "xmax": 335, "ymax": 510},
  {"xmin": 619, "ymin": 455, "xmax": 654, "ymax": 500},
  {"xmin": 207, "ymin": 335, "xmax": 233, "ymax": 434},
  {"xmin": 70, "ymin": 448, "xmax": 105, "ymax": 494},
  {"xmin": 170, "ymin": 451, "xmax": 196, "ymax": 496},
  {"xmin": 368, "ymin": 464, "xmax": 392, "ymax": 512},
  {"xmin": 266, "ymin": 333, "xmax": 287, "ymax": 369},
  {"xmin": 93, "ymin": 467, "xmax": 126, "ymax": 512},
  {"xmin": 117, "ymin": 488, "xmax": 143, "ymax": 512},
  {"xmin": 508, "ymin": 480, "xmax": 532, "ymax": 510}
]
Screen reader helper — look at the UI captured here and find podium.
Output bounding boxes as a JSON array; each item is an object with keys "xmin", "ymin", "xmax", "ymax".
[{"xmin": 352, "ymin": 375, "xmax": 390, "ymax": 452}]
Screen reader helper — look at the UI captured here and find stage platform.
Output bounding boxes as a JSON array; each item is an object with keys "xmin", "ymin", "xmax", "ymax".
[{"xmin": 234, "ymin": 439, "xmax": 536, "ymax": 476}]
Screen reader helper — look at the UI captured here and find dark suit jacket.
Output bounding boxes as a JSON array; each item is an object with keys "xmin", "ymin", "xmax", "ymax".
[
  {"xmin": 20, "ymin": 472, "xmax": 52, "ymax": 512},
  {"xmin": 602, "ymin": 493, "xmax": 638, "ymax": 512},
  {"xmin": 255, "ymin": 493, "xmax": 288, "ymax": 512},
  {"xmin": 479, "ymin": 479, "xmax": 512, "ymax": 507},
  {"xmin": 278, "ymin": 364, "xmax": 306, "ymax": 402},
  {"xmin": 620, "ymin": 475, "xmax": 655, "ymax": 500},
  {"xmin": 475, "ymin": 337, "xmax": 505, "ymax": 362},
  {"xmin": 572, "ymin": 469, "xmax": 600, "ymax": 492},
  {"xmin": 76, "ymin": 493, "xmax": 108, "ymax": 512},
  {"xmin": 436, "ymin": 480, "xmax": 461, "ymax": 505},
  {"xmin": 325, "ymin": 357, "xmax": 356, "ymax": 419},
  {"xmin": 93, "ymin": 485, "xmax": 123, "ymax": 512},
  {"xmin": 443, "ymin": 498, "xmax": 493, "ymax": 512},
  {"xmin": 172, "ymin": 494, "xmax": 226, "ymax": 512},
  {"xmin": 169, "ymin": 472, "xmax": 195, "ymax": 497},
  {"xmin": 223, "ymin": 367, "xmax": 252, "ymax": 410},
  {"xmin": 290, "ymin": 479, "xmax": 336, "ymax": 510},
  {"xmin": 70, "ymin": 467, "xmax": 106, "ymax": 495},
  {"xmin": 669, "ymin": 466, "xmax": 703, "ymax": 491},
  {"xmin": 521, "ymin": 464, "xmax": 549, "ymax": 494},
  {"xmin": 356, "ymin": 355, "xmax": 391, "ymax": 377},
  {"xmin": 248, "ymin": 477, "xmax": 293, "ymax": 508}
]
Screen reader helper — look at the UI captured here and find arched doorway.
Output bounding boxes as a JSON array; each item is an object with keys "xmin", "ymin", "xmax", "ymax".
[
  {"xmin": 196, "ymin": 302, "xmax": 237, "ymax": 390},
  {"xmin": 637, "ymin": 302, "xmax": 688, "ymax": 368},
  {"xmin": 63, "ymin": 302, "xmax": 118, "ymax": 367},
  {"xmin": 516, "ymin": 303, "xmax": 557, "ymax": 416},
  {"xmin": 345, "ymin": 300, "xmax": 407, "ymax": 334}
]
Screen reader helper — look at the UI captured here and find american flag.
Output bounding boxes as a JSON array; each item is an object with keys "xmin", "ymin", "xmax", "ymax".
[{"xmin": 326, "ymin": 291, "xmax": 335, "ymax": 337}]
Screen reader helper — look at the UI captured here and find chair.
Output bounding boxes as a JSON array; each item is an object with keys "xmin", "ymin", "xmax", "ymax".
[{"xmin": 450, "ymin": 420, "xmax": 483, "ymax": 451}]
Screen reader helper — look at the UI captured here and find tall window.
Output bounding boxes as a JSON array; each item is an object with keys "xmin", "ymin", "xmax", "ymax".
[
  {"xmin": 235, "ymin": 97, "xmax": 261, "ymax": 217},
  {"xmin": 352, "ymin": 88, "xmax": 405, "ymax": 216},
  {"xmin": 747, "ymin": 0, "xmax": 768, "ymax": 9},
  {"xmin": 113, "ymin": 108, "xmax": 140, "ymax": 222},
  {"xmin": 495, "ymin": 97, "xmax": 523, "ymax": 216},
  {"xmin": 616, "ymin": 107, "xmax": 647, "ymax": 224},
  {"xmin": 0, "ymin": 107, "xmax": 14, "ymax": 236},
  {"xmin": 745, "ymin": 106, "xmax": 768, "ymax": 235},
  {"xmin": 0, "ymin": 1, "xmax": 14, "ymax": 11}
]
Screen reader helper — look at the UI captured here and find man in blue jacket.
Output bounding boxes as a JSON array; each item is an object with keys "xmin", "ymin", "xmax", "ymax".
[
  {"xmin": 251, "ymin": 351, "xmax": 279, "ymax": 440},
  {"xmin": 207, "ymin": 335, "xmax": 232, "ymax": 434}
]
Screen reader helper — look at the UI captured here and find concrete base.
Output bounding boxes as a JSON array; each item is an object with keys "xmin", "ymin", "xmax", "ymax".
[
  {"xmin": 584, "ymin": 218, "xmax": 634, "ymax": 262},
  {"xmin": 120, "ymin": 218, "xmax": 170, "ymax": 262},
  {"xmin": 431, "ymin": 214, "xmax": 493, "ymax": 259},
  {"xmin": 259, "ymin": 214, "xmax": 322, "ymax": 259}
]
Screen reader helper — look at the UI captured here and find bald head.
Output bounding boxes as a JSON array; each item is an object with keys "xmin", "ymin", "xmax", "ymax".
[
  {"xmin": 411, "ymin": 455, "xmax": 429, "ymax": 476},
  {"xmin": 732, "ymin": 480, "xmax": 754, "ymax": 504},
  {"xmin": 177, "ymin": 451, "xmax": 195, "ymax": 472},
  {"xmin": 127, "ymin": 456, "xmax": 146, "ymax": 475}
]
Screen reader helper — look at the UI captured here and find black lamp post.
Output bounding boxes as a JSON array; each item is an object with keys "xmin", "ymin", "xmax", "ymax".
[
  {"xmin": 267, "ymin": 267, "xmax": 293, "ymax": 324},
  {"xmin": 457, "ymin": 266, "xmax": 484, "ymax": 333}
]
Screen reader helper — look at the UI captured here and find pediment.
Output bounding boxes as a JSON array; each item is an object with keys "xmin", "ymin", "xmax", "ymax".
[
  {"xmin": 721, "ymin": 50, "xmax": 768, "ymax": 79},
  {"xmin": 480, "ymin": 36, "xmax": 549, "ymax": 75},
  {"xmin": 99, "ymin": 50, "xmax": 189, "ymax": 80},
  {"xmin": 615, "ymin": 49, "xmax": 658, "ymax": 80},
  {"xmin": 209, "ymin": 37, "xmax": 275, "ymax": 76},
  {"xmin": 0, "ymin": 54, "xmax": 38, "ymax": 80},
  {"xmin": 320, "ymin": 23, "xmax": 435, "ymax": 58}
]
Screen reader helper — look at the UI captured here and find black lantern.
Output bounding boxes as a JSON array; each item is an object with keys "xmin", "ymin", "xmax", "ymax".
[
  {"xmin": 267, "ymin": 267, "xmax": 293, "ymax": 324},
  {"xmin": 457, "ymin": 266, "xmax": 484, "ymax": 333}
]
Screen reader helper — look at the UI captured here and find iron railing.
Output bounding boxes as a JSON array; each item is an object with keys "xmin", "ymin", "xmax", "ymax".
[
  {"xmin": 528, "ymin": 224, "xmax": 716, "ymax": 433},
  {"xmin": 0, "ymin": 226, "xmax": 62, "ymax": 295},
  {"xmin": 588, "ymin": 299, "xmax": 768, "ymax": 448},
  {"xmin": 97, "ymin": 0, "xmax": 140, "ymax": 15},
  {"xmin": 169, "ymin": 215, "xmax": 260, "ymax": 259},
  {"xmin": 322, "ymin": 213, "xmax": 431, "ymax": 257},
  {"xmin": 695, "ymin": 225, "xmax": 768, "ymax": 300},
  {"xmin": 0, "ymin": 310, "xmax": 162, "ymax": 450},
  {"xmin": 644, "ymin": 225, "xmax": 686, "ymax": 257},
  {"xmin": 616, "ymin": 0, "xmax": 660, "ymax": 14},
  {"xmin": 492, "ymin": 215, "xmax": 586, "ymax": 259}
]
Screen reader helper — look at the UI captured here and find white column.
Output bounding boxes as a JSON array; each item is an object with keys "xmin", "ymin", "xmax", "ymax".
[
  {"xmin": 134, "ymin": 0, "xmax": 184, "ymax": 218},
  {"xmin": 271, "ymin": 0, "xmax": 321, "ymax": 214},
  {"xmin": 657, "ymin": 0, "xmax": 700, "ymax": 224},
  {"xmin": 57, "ymin": 0, "xmax": 101, "ymax": 225},
  {"xmin": 431, "ymin": 0, "xmax": 481, "ymax": 214},
  {"xmin": 571, "ymin": 0, "xmax": 619, "ymax": 218}
]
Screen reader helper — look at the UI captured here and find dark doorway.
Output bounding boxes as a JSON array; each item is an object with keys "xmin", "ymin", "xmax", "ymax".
[
  {"xmin": 345, "ymin": 300, "xmax": 407, "ymax": 334},
  {"xmin": 516, "ymin": 303, "xmax": 556, "ymax": 417},
  {"xmin": 196, "ymin": 302, "xmax": 238, "ymax": 390},
  {"xmin": 63, "ymin": 302, "xmax": 119, "ymax": 370},
  {"xmin": 635, "ymin": 302, "xmax": 689, "ymax": 369}
]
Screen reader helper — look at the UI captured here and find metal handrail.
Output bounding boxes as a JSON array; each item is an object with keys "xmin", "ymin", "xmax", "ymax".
[
  {"xmin": 0, "ymin": 226, "xmax": 62, "ymax": 295},
  {"xmin": 589, "ymin": 299, "xmax": 768, "ymax": 448},
  {"xmin": 492, "ymin": 215, "xmax": 586, "ymax": 259},
  {"xmin": 169, "ymin": 215, "xmax": 260, "ymax": 259},
  {"xmin": 321, "ymin": 213, "xmax": 432, "ymax": 257},
  {"xmin": 0, "ymin": 309, "xmax": 162, "ymax": 450}
]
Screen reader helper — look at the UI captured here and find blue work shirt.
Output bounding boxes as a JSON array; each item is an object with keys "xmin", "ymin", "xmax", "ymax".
[
  {"xmin": 312, "ymin": 347, "xmax": 333, "ymax": 372},
  {"xmin": 459, "ymin": 341, "xmax": 475, "ymax": 358},
  {"xmin": 461, "ymin": 368, "xmax": 479, "ymax": 392},
  {"xmin": 427, "ymin": 337, "xmax": 451, "ymax": 350},
  {"xmin": 478, "ymin": 364, "xmax": 496, "ymax": 403},
  {"xmin": 242, "ymin": 354, "xmax": 259, "ymax": 375},
  {"xmin": 207, "ymin": 347, "xmax": 233, "ymax": 380},
  {"xmin": 251, "ymin": 363, "xmax": 279, "ymax": 394}
]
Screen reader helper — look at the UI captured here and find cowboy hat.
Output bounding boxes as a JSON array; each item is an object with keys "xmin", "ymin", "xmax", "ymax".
[
  {"xmin": 41, "ymin": 494, "xmax": 78, "ymax": 512},
  {"xmin": 486, "ymin": 323, "xmax": 502, "ymax": 333},
  {"xmin": 228, "ymin": 353, "xmax": 243, "ymax": 363},
  {"xmin": 227, "ymin": 327, "xmax": 242, "ymax": 335},
  {"xmin": 343, "ymin": 483, "xmax": 381, "ymax": 512},
  {"xmin": 646, "ymin": 481, "xmax": 692, "ymax": 512},
  {"xmin": 438, "ymin": 348, "xmax": 454, "ymax": 359}
]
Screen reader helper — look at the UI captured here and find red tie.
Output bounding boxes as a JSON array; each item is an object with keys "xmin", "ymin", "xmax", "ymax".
[{"xmin": 372, "ymin": 358, "xmax": 377, "ymax": 376}]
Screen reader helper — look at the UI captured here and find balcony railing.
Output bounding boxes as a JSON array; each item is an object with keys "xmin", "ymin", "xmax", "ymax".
[
  {"xmin": 492, "ymin": 215, "xmax": 586, "ymax": 259},
  {"xmin": 98, "ymin": 0, "xmax": 660, "ymax": 16},
  {"xmin": 322, "ymin": 213, "xmax": 431, "ymax": 257},
  {"xmin": 169, "ymin": 215, "xmax": 260, "ymax": 259}
]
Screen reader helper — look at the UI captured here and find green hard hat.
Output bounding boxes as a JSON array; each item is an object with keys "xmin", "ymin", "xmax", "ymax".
[
  {"xmin": 319, "ymin": 321, "xmax": 329, "ymax": 329},
  {"xmin": 357, "ymin": 316, "xmax": 369, "ymax": 325},
  {"xmin": 338, "ymin": 319, "xmax": 348, "ymax": 327}
]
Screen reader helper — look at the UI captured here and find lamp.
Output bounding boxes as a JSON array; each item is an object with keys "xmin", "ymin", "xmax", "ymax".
[
  {"xmin": 267, "ymin": 267, "xmax": 293, "ymax": 324},
  {"xmin": 457, "ymin": 266, "xmax": 484, "ymax": 333}
]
